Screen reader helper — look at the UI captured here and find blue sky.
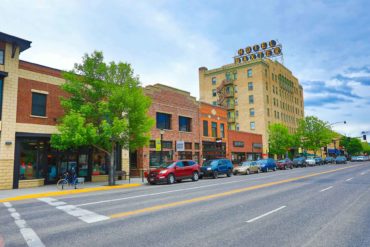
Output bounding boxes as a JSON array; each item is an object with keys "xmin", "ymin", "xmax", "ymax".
[{"xmin": 2, "ymin": 0, "xmax": 370, "ymax": 137}]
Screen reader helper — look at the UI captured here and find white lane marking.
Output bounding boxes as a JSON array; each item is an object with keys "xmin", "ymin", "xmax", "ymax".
[
  {"xmin": 320, "ymin": 186, "xmax": 334, "ymax": 192},
  {"xmin": 246, "ymin": 206, "xmax": 286, "ymax": 223},
  {"xmin": 75, "ymin": 169, "xmax": 313, "ymax": 207},
  {"xmin": 345, "ymin": 178, "xmax": 353, "ymax": 181},
  {"xmin": 38, "ymin": 197, "xmax": 109, "ymax": 223},
  {"xmin": 3, "ymin": 202, "xmax": 45, "ymax": 247}
]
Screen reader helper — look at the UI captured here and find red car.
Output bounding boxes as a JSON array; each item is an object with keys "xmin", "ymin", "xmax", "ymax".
[
  {"xmin": 276, "ymin": 158, "xmax": 294, "ymax": 170},
  {"xmin": 146, "ymin": 160, "xmax": 200, "ymax": 185}
]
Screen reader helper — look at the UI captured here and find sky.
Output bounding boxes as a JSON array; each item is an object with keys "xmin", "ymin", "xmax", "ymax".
[{"xmin": 2, "ymin": 0, "xmax": 370, "ymax": 138}]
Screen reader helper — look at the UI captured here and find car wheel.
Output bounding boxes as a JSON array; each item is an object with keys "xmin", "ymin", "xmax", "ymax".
[
  {"xmin": 213, "ymin": 171, "xmax": 218, "ymax": 179},
  {"xmin": 257, "ymin": 169, "xmax": 260, "ymax": 173},
  {"xmin": 227, "ymin": 169, "xmax": 232, "ymax": 177},
  {"xmin": 273, "ymin": 167, "xmax": 277, "ymax": 171},
  {"xmin": 167, "ymin": 174, "xmax": 175, "ymax": 184},
  {"xmin": 233, "ymin": 170, "xmax": 238, "ymax": 176},
  {"xmin": 265, "ymin": 167, "xmax": 269, "ymax": 172},
  {"xmin": 192, "ymin": 172, "xmax": 199, "ymax": 181}
]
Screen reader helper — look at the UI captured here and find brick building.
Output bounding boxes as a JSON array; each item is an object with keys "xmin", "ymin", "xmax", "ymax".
[
  {"xmin": 130, "ymin": 84, "xmax": 201, "ymax": 176},
  {"xmin": 228, "ymin": 130, "xmax": 263, "ymax": 164},
  {"xmin": 199, "ymin": 102, "xmax": 228, "ymax": 162},
  {"xmin": 0, "ymin": 32, "xmax": 128, "ymax": 189}
]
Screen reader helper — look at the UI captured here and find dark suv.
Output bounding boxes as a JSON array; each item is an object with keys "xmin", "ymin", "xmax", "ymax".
[
  {"xmin": 147, "ymin": 160, "xmax": 200, "ymax": 185},
  {"xmin": 293, "ymin": 157, "xmax": 307, "ymax": 167},
  {"xmin": 200, "ymin": 159, "xmax": 233, "ymax": 179}
]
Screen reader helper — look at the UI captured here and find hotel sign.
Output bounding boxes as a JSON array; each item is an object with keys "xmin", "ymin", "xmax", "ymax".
[{"xmin": 234, "ymin": 40, "xmax": 282, "ymax": 64}]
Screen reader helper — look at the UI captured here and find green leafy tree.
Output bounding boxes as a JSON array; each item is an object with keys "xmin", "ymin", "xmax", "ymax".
[
  {"xmin": 361, "ymin": 142, "xmax": 370, "ymax": 154},
  {"xmin": 297, "ymin": 116, "xmax": 335, "ymax": 155},
  {"xmin": 340, "ymin": 137, "xmax": 363, "ymax": 155},
  {"xmin": 51, "ymin": 51, "xmax": 154, "ymax": 185},
  {"xmin": 268, "ymin": 123, "xmax": 292, "ymax": 157}
]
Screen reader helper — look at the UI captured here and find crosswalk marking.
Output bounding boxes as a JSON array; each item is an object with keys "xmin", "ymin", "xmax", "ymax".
[
  {"xmin": 3, "ymin": 202, "xmax": 45, "ymax": 247},
  {"xmin": 38, "ymin": 197, "xmax": 109, "ymax": 223}
]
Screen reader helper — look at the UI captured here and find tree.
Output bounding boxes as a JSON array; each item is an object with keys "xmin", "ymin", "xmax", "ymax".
[
  {"xmin": 297, "ymin": 116, "xmax": 335, "ymax": 155},
  {"xmin": 340, "ymin": 137, "xmax": 363, "ymax": 155},
  {"xmin": 51, "ymin": 51, "xmax": 154, "ymax": 185},
  {"xmin": 268, "ymin": 123, "xmax": 292, "ymax": 157}
]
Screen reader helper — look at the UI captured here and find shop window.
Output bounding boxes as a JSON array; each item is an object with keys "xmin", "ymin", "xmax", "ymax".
[
  {"xmin": 220, "ymin": 123, "xmax": 225, "ymax": 138},
  {"xmin": 194, "ymin": 152, "xmax": 200, "ymax": 163},
  {"xmin": 203, "ymin": 120, "xmax": 209, "ymax": 136},
  {"xmin": 19, "ymin": 141, "xmax": 46, "ymax": 180},
  {"xmin": 195, "ymin": 143, "xmax": 200, "ymax": 150},
  {"xmin": 92, "ymin": 149, "xmax": 109, "ymax": 175},
  {"xmin": 212, "ymin": 89, "xmax": 217, "ymax": 97},
  {"xmin": 162, "ymin": 141, "xmax": 173, "ymax": 149},
  {"xmin": 178, "ymin": 151, "xmax": 192, "ymax": 160},
  {"xmin": 179, "ymin": 116, "xmax": 191, "ymax": 132},
  {"xmin": 248, "ymin": 82, "xmax": 253, "ymax": 91},
  {"xmin": 249, "ymin": 95, "xmax": 254, "ymax": 104},
  {"xmin": 212, "ymin": 77, "xmax": 216, "ymax": 85},
  {"xmin": 211, "ymin": 122, "xmax": 217, "ymax": 137},
  {"xmin": 31, "ymin": 92, "xmax": 47, "ymax": 117},
  {"xmin": 0, "ymin": 49, "xmax": 4, "ymax": 65},
  {"xmin": 185, "ymin": 142, "xmax": 192, "ymax": 150},
  {"xmin": 149, "ymin": 140, "xmax": 155, "ymax": 148},
  {"xmin": 149, "ymin": 151, "xmax": 173, "ymax": 167},
  {"xmin": 247, "ymin": 69, "xmax": 252, "ymax": 77},
  {"xmin": 156, "ymin": 112, "xmax": 171, "ymax": 130}
]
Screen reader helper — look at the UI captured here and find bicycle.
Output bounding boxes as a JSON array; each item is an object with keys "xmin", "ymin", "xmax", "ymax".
[{"xmin": 56, "ymin": 171, "xmax": 78, "ymax": 190}]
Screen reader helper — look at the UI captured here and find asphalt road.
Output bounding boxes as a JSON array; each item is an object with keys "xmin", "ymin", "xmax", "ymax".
[{"xmin": 1, "ymin": 162, "xmax": 370, "ymax": 247}]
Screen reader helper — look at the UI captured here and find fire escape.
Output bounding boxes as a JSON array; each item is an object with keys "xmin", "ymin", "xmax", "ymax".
[{"xmin": 217, "ymin": 79, "xmax": 236, "ymax": 130}]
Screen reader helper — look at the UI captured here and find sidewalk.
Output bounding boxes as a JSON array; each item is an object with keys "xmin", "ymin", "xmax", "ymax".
[{"xmin": 0, "ymin": 177, "xmax": 146, "ymax": 203}]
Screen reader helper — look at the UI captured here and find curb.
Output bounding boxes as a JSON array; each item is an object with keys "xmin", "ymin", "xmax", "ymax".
[{"xmin": 0, "ymin": 183, "xmax": 142, "ymax": 203}]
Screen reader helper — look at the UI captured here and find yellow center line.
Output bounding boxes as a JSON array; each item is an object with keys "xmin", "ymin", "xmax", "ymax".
[
  {"xmin": 0, "ymin": 184, "xmax": 142, "ymax": 203},
  {"xmin": 110, "ymin": 165, "xmax": 357, "ymax": 219}
]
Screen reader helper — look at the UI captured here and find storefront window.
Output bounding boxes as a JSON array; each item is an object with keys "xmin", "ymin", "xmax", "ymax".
[
  {"xmin": 149, "ymin": 151, "xmax": 173, "ymax": 167},
  {"xmin": 19, "ymin": 141, "xmax": 43, "ymax": 180},
  {"xmin": 178, "ymin": 151, "xmax": 193, "ymax": 160},
  {"xmin": 92, "ymin": 149, "xmax": 109, "ymax": 175}
]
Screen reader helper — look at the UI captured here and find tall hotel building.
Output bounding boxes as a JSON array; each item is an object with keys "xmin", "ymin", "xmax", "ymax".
[{"xmin": 199, "ymin": 44, "xmax": 304, "ymax": 155}]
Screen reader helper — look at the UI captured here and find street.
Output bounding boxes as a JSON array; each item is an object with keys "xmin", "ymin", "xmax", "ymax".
[{"xmin": 1, "ymin": 162, "xmax": 370, "ymax": 247}]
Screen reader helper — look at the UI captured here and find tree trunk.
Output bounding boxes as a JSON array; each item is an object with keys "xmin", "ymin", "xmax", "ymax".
[{"xmin": 109, "ymin": 142, "xmax": 116, "ymax": 186}]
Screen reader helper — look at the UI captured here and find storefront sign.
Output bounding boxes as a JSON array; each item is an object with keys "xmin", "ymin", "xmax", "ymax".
[
  {"xmin": 233, "ymin": 141, "xmax": 244, "ymax": 147},
  {"xmin": 155, "ymin": 139, "xmax": 161, "ymax": 151},
  {"xmin": 176, "ymin": 141, "xmax": 185, "ymax": 151}
]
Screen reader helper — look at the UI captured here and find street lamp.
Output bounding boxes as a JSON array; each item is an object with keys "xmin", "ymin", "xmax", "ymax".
[
  {"xmin": 159, "ymin": 129, "xmax": 164, "ymax": 164},
  {"xmin": 328, "ymin": 121, "xmax": 346, "ymax": 127}
]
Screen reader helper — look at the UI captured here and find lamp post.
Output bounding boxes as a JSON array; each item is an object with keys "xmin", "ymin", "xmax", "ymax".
[
  {"xmin": 328, "ymin": 121, "xmax": 346, "ymax": 126},
  {"xmin": 328, "ymin": 121, "xmax": 346, "ymax": 157},
  {"xmin": 160, "ymin": 129, "xmax": 164, "ymax": 165}
]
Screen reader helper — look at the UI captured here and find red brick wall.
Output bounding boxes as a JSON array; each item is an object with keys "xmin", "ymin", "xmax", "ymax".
[
  {"xmin": 16, "ymin": 78, "xmax": 68, "ymax": 125},
  {"xmin": 132, "ymin": 84, "xmax": 201, "ymax": 174},
  {"xmin": 19, "ymin": 60, "xmax": 63, "ymax": 78},
  {"xmin": 228, "ymin": 130, "xmax": 263, "ymax": 154},
  {"xmin": 0, "ymin": 42, "xmax": 5, "ymax": 50}
]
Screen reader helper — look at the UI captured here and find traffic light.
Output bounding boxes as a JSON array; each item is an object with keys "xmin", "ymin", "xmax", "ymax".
[{"xmin": 363, "ymin": 135, "xmax": 367, "ymax": 141}]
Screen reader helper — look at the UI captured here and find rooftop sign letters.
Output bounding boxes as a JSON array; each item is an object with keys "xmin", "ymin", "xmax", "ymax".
[{"xmin": 234, "ymin": 40, "xmax": 282, "ymax": 64}]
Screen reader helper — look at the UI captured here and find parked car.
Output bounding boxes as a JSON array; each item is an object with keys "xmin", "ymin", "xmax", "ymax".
[
  {"xmin": 276, "ymin": 158, "xmax": 294, "ymax": 170},
  {"xmin": 200, "ymin": 159, "xmax": 233, "ymax": 179},
  {"xmin": 324, "ymin": 156, "xmax": 335, "ymax": 164},
  {"xmin": 351, "ymin": 156, "xmax": 359, "ymax": 162},
  {"xmin": 257, "ymin": 158, "xmax": 277, "ymax": 172},
  {"xmin": 306, "ymin": 157, "xmax": 316, "ymax": 166},
  {"xmin": 357, "ymin": 155, "xmax": 369, "ymax": 161},
  {"xmin": 147, "ymin": 160, "xmax": 200, "ymax": 185},
  {"xmin": 314, "ymin": 157, "xmax": 324, "ymax": 165},
  {"xmin": 293, "ymin": 157, "xmax": 307, "ymax": 167},
  {"xmin": 233, "ymin": 161, "xmax": 260, "ymax": 175},
  {"xmin": 335, "ymin": 156, "xmax": 347, "ymax": 164}
]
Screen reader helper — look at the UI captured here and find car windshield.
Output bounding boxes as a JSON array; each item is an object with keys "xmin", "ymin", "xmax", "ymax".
[
  {"xmin": 159, "ymin": 162, "xmax": 176, "ymax": 168},
  {"xmin": 240, "ymin": 161, "xmax": 253, "ymax": 166},
  {"xmin": 202, "ymin": 160, "xmax": 218, "ymax": 167}
]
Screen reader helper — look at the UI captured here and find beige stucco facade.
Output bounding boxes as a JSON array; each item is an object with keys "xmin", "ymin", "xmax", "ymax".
[{"xmin": 199, "ymin": 59, "xmax": 304, "ymax": 155}]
